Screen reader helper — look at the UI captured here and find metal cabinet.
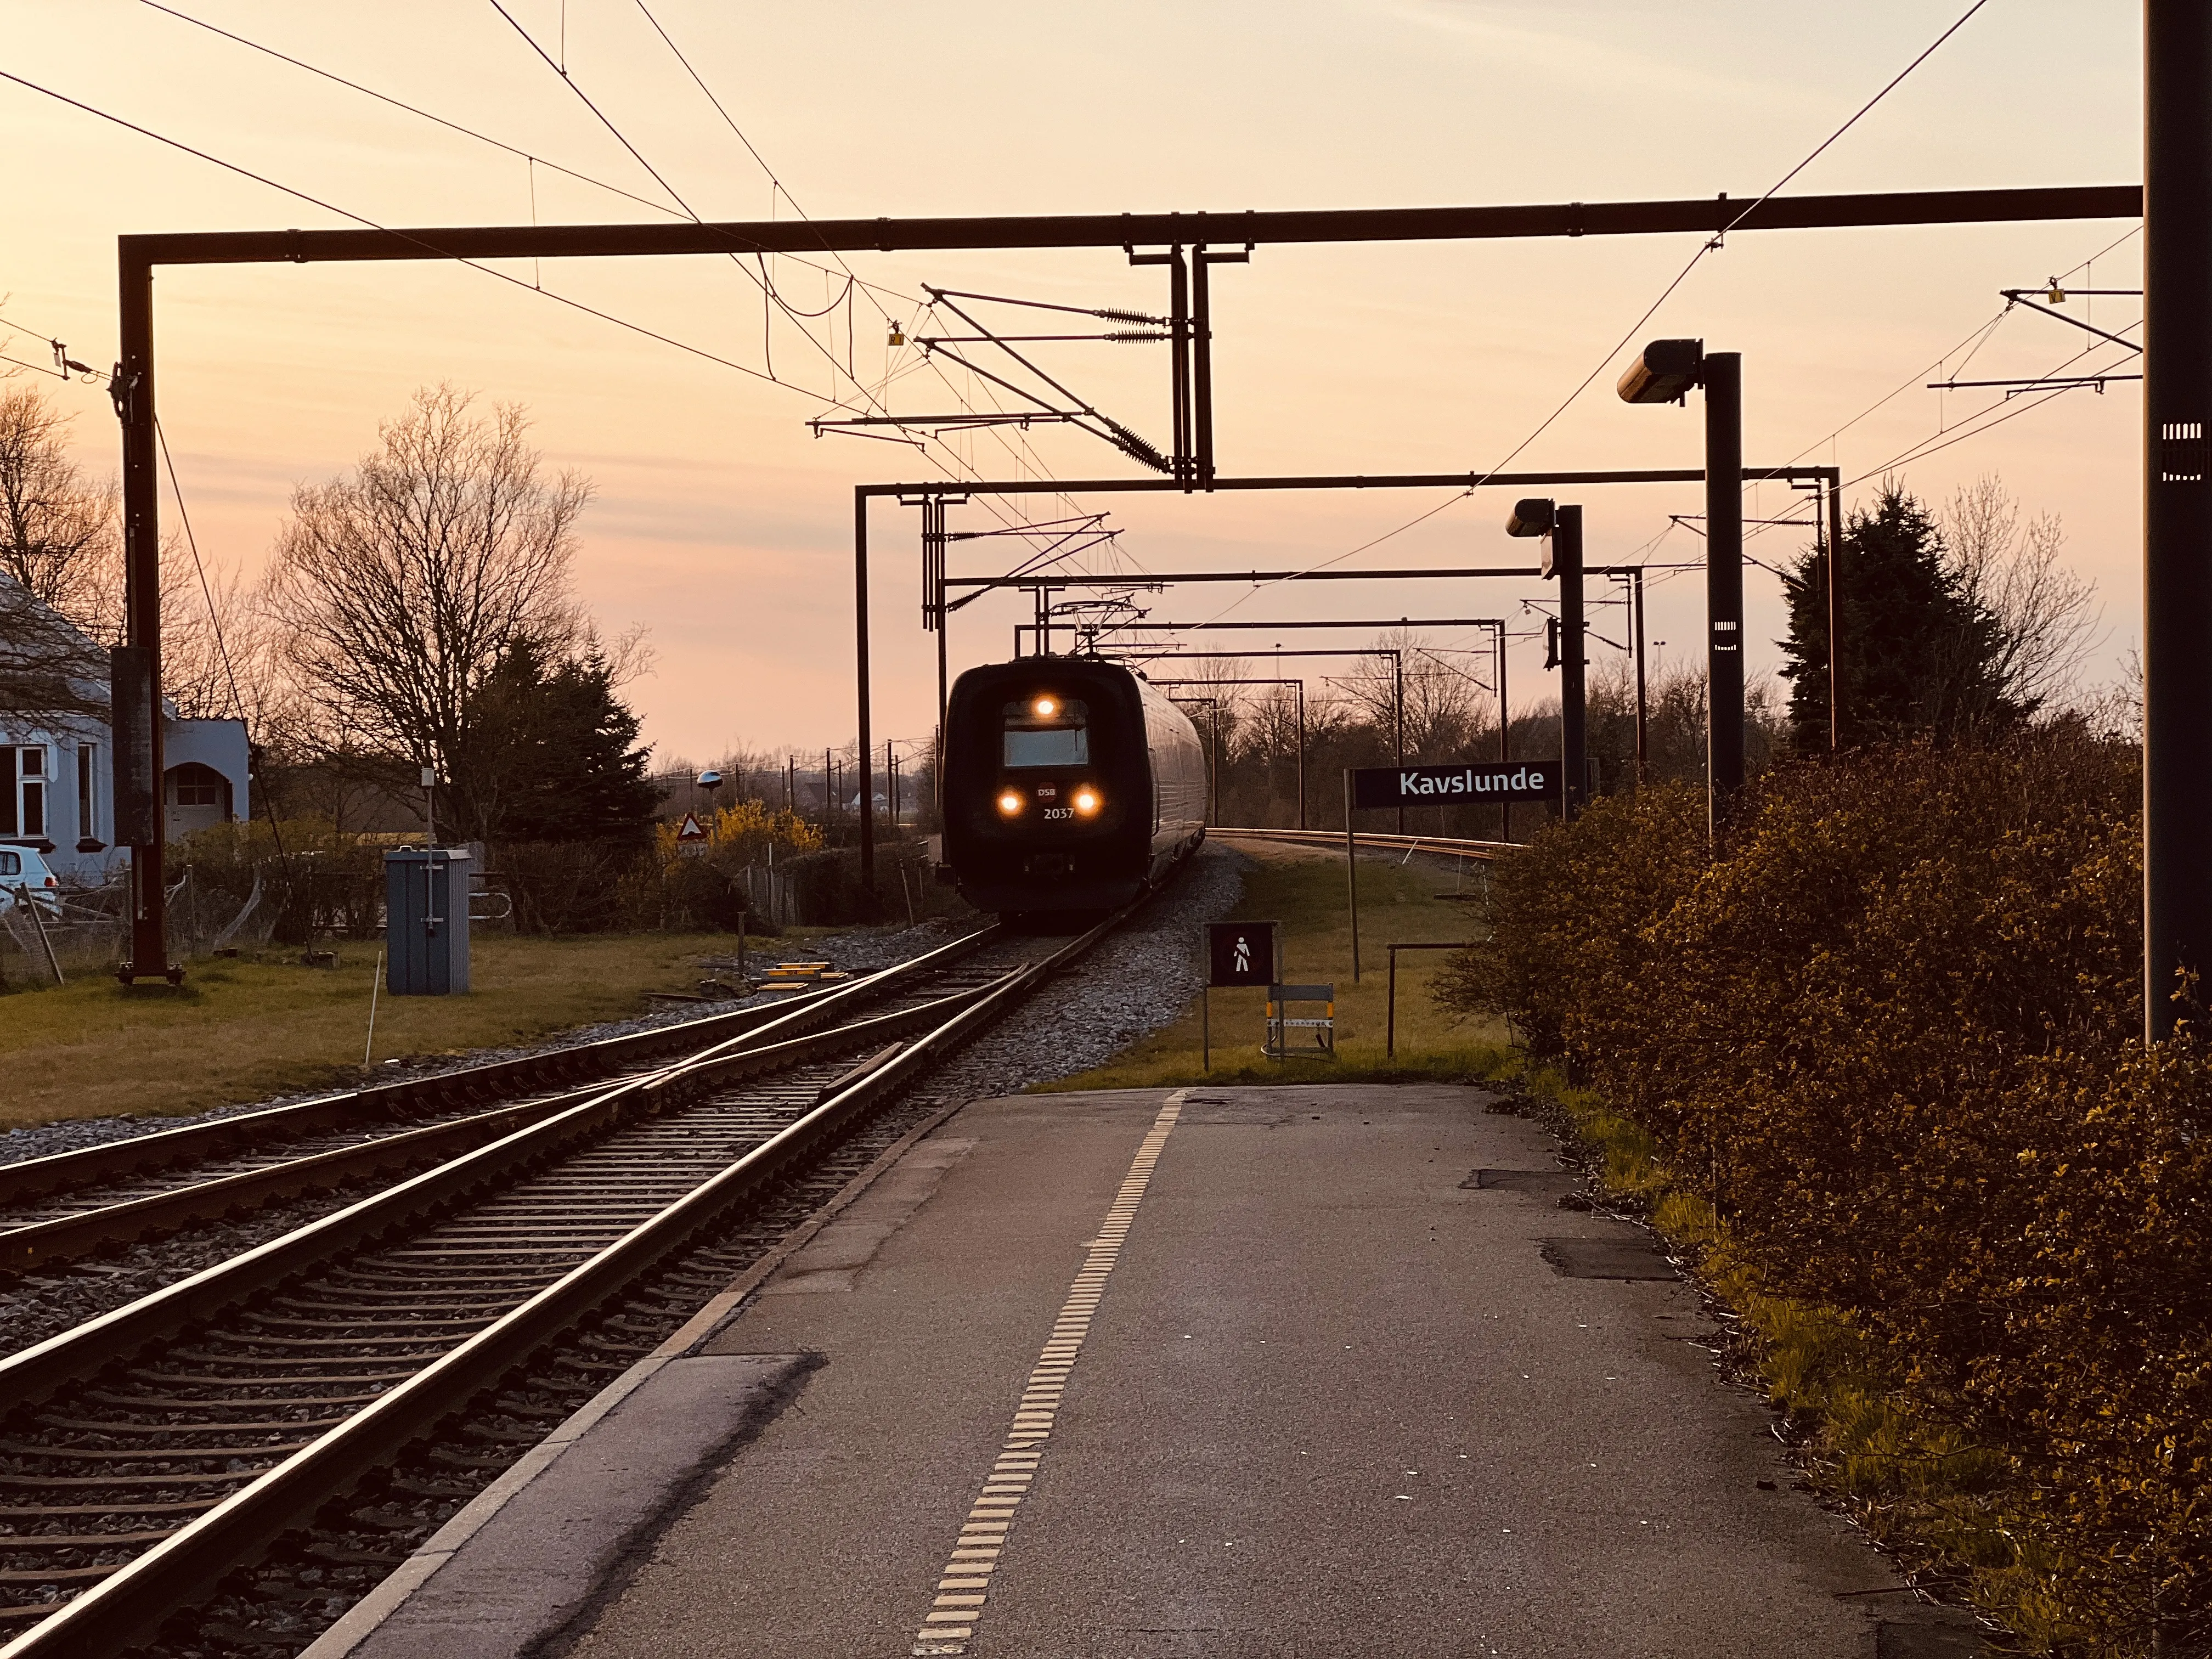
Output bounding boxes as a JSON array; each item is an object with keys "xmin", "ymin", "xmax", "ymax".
[{"xmin": 383, "ymin": 848, "xmax": 471, "ymax": 995}]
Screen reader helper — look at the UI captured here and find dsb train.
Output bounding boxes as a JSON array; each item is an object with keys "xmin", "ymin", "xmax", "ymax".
[{"xmin": 940, "ymin": 658, "xmax": 1207, "ymax": 920}]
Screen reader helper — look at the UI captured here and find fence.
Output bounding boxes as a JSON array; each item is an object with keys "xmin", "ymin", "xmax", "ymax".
[
  {"xmin": 0, "ymin": 871, "xmax": 276, "ymax": 986},
  {"xmin": 738, "ymin": 862, "xmax": 801, "ymax": 929}
]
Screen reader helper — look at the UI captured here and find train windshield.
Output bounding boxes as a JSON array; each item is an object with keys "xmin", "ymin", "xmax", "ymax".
[{"xmin": 1002, "ymin": 698, "xmax": 1089, "ymax": 768}]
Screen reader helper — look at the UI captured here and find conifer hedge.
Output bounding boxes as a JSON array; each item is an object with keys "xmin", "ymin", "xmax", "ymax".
[{"xmin": 1437, "ymin": 736, "xmax": 2209, "ymax": 1646}]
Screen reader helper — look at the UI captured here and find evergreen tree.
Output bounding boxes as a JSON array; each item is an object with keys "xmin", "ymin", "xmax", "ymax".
[
  {"xmin": 1779, "ymin": 482, "xmax": 2018, "ymax": 749},
  {"xmin": 453, "ymin": 642, "xmax": 660, "ymax": 846}
]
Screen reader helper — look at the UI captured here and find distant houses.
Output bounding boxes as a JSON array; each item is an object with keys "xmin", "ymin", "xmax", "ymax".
[{"xmin": 0, "ymin": 579, "xmax": 249, "ymax": 885}]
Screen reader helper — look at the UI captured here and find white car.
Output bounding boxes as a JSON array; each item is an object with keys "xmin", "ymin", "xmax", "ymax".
[{"xmin": 0, "ymin": 845, "xmax": 63, "ymax": 917}]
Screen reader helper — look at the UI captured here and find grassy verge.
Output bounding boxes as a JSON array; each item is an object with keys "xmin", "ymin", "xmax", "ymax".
[
  {"xmin": 0, "ymin": 932, "xmax": 775, "ymax": 1131},
  {"xmin": 1042, "ymin": 840, "xmax": 1516, "ymax": 1092},
  {"xmin": 1519, "ymin": 1062, "xmax": 2081, "ymax": 1650}
]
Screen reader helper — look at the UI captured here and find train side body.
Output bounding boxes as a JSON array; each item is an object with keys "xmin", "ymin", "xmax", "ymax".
[{"xmin": 941, "ymin": 658, "xmax": 1206, "ymax": 916}]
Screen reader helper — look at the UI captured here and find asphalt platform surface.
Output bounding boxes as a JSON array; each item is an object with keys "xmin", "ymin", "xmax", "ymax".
[{"xmin": 328, "ymin": 1083, "xmax": 1977, "ymax": 1659}]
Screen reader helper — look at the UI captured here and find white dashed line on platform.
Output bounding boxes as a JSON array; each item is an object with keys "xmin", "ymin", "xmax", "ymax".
[{"xmin": 907, "ymin": 1088, "xmax": 1188, "ymax": 1656}]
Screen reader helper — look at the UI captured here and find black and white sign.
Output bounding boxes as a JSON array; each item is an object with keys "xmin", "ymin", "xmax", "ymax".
[
  {"xmin": 1206, "ymin": 920, "xmax": 1277, "ymax": 988},
  {"xmin": 1351, "ymin": 761, "xmax": 1560, "ymax": 809}
]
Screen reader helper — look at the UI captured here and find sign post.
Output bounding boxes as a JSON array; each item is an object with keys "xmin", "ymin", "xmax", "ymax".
[
  {"xmin": 1203, "ymin": 919, "xmax": 1278, "ymax": 1071},
  {"xmin": 1344, "ymin": 761, "xmax": 1555, "ymax": 984},
  {"xmin": 1344, "ymin": 771, "xmax": 1359, "ymax": 982}
]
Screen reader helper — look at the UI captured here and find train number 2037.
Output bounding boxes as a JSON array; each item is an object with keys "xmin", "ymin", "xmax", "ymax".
[{"xmin": 1043, "ymin": 807, "xmax": 1075, "ymax": 821}]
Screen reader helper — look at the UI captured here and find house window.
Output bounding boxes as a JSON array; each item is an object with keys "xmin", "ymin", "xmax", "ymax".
[
  {"xmin": 77, "ymin": 744, "xmax": 95, "ymax": 841},
  {"xmin": 0, "ymin": 747, "xmax": 47, "ymax": 839},
  {"xmin": 171, "ymin": 767, "xmax": 222, "ymax": 808}
]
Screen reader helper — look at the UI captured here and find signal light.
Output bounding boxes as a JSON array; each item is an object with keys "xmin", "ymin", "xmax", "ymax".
[
  {"xmin": 1074, "ymin": 787, "xmax": 1101, "ymax": 815},
  {"xmin": 997, "ymin": 790, "xmax": 1024, "ymax": 816}
]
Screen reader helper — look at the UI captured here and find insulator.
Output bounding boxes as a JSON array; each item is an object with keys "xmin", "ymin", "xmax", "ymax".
[
  {"xmin": 1094, "ymin": 307, "xmax": 1168, "ymax": 326},
  {"xmin": 1102, "ymin": 420, "xmax": 1172, "ymax": 474},
  {"xmin": 1103, "ymin": 331, "xmax": 1170, "ymax": 345}
]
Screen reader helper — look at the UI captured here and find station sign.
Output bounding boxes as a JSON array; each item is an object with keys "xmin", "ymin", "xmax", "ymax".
[
  {"xmin": 1351, "ymin": 761, "xmax": 1560, "ymax": 809},
  {"xmin": 1206, "ymin": 920, "xmax": 1277, "ymax": 988}
]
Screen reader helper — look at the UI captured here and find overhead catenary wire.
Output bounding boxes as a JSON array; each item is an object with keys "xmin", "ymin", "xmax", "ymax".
[
  {"xmin": 0, "ymin": 65, "xmax": 877, "ymax": 403},
  {"xmin": 496, "ymin": 0, "xmax": 1134, "ymax": 573},
  {"xmin": 619, "ymin": 0, "xmax": 1148, "ymax": 579},
  {"xmin": 145, "ymin": 0, "xmax": 1069, "ymax": 538},
  {"xmin": 1189, "ymin": 0, "xmax": 2000, "ymax": 628},
  {"xmin": 153, "ymin": 420, "xmax": 246, "ymax": 724},
  {"xmin": 1773, "ymin": 224, "xmax": 2142, "ymax": 474},
  {"xmin": 2, "ymin": 49, "xmax": 1135, "ymax": 644}
]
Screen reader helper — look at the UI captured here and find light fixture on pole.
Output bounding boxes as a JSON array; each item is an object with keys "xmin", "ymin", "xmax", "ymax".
[{"xmin": 1620, "ymin": 338, "xmax": 1742, "ymax": 837}]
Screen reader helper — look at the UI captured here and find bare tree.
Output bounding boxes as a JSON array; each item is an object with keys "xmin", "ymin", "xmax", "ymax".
[
  {"xmin": 0, "ymin": 380, "xmax": 120, "ymax": 635},
  {"xmin": 260, "ymin": 386, "xmax": 590, "ymax": 777},
  {"xmin": 0, "ymin": 375, "xmax": 259, "ymax": 725},
  {"xmin": 1943, "ymin": 475, "xmax": 2102, "ymax": 718},
  {"xmin": 1335, "ymin": 629, "xmax": 1482, "ymax": 761}
]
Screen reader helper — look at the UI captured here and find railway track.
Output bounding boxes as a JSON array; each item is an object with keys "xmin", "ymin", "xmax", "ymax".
[
  {"xmin": 0, "ymin": 901, "xmax": 1144, "ymax": 1656},
  {"xmin": 0, "ymin": 934, "xmax": 990, "ymax": 1278},
  {"xmin": 1210, "ymin": 825, "xmax": 1506, "ymax": 862}
]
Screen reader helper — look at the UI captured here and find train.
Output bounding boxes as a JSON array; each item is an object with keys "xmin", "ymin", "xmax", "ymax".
[{"xmin": 939, "ymin": 658, "xmax": 1207, "ymax": 922}]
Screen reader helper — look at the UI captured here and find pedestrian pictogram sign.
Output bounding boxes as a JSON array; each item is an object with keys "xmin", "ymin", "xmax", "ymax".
[
  {"xmin": 1206, "ymin": 921, "xmax": 1277, "ymax": 989},
  {"xmin": 676, "ymin": 812, "xmax": 708, "ymax": 842}
]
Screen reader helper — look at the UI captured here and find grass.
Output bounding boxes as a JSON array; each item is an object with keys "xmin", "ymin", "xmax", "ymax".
[
  {"xmin": 0, "ymin": 932, "xmax": 771, "ymax": 1131},
  {"xmin": 1042, "ymin": 840, "xmax": 1516, "ymax": 1092}
]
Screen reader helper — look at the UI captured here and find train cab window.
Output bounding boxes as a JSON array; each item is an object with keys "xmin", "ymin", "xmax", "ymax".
[{"xmin": 1001, "ymin": 698, "xmax": 1088, "ymax": 768}]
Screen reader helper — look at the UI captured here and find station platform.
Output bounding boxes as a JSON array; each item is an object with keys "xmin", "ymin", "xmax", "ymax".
[{"xmin": 308, "ymin": 1083, "xmax": 1981, "ymax": 1659}]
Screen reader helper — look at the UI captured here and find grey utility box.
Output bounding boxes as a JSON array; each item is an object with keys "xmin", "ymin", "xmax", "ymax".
[{"xmin": 383, "ymin": 848, "xmax": 471, "ymax": 995}]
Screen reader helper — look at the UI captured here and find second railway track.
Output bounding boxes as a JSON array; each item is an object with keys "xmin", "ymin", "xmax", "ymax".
[
  {"xmin": 0, "ymin": 898, "xmax": 1152, "ymax": 1656},
  {"xmin": 0, "ymin": 927, "xmax": 998, "ymax": 1278}
]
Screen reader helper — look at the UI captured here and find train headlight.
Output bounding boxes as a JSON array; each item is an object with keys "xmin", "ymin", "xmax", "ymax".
[
  {"xmin": 1034, "ymin": 697, "xmax": 1057, "ymax": 716},
  {"xmin": 1073, "ymin": 787, "xmax": 1101, "ymax": 816},
  {"xmin": 997, "ymin": 789, "xmax": 1025, "ymax": 817}
]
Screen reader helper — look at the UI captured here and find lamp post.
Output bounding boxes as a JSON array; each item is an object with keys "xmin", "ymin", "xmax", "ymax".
[
  {"xmin": 1506, "ymin": 499, "xmax": 1585, "ymax": 819},
  {"xmin": 1620, "ymin": 338, "xmax": 1741, "ymax": 837}
]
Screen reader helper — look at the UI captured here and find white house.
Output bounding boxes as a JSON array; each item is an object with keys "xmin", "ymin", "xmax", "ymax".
[{"xmin": 1, "ymin": 583, "xmax": 250, "ymax": 886}]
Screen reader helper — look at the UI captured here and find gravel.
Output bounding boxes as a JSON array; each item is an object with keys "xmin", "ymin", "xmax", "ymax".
[{"xmin": 906, "ymin": 842, "xmax": 1247, "ymax": 1108}]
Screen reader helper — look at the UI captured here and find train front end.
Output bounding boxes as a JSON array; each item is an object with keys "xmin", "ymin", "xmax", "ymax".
[{"xmin": 941, "ymin": 659, "xmax": 1202, "ymax": 918}]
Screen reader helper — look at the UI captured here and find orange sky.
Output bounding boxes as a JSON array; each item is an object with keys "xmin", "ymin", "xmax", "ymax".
[{"xmin": 0, "ymin": 1, "xmax": 2143, "ymax": 762}]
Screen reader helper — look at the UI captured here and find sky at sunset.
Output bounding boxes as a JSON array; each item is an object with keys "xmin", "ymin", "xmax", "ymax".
[{"xmin": 0, "ymin": 1, "xmax": 2144, "ymax": 766}]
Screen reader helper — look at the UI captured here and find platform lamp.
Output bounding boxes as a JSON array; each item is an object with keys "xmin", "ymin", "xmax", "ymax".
[
  {"xmin": 1504, "ymin": 498, "xmax": 1587, "ymax": 820},
  {"xmin": 695, "ymin": 768, "xmax": 724, "ymax": 827},
  {"xmin": 1618, "ymin": 337, "xmax": 1741, "ymax": 839}
]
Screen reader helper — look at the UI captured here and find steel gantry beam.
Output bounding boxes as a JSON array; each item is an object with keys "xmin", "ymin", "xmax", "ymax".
[
  {"xmin": 111, "ymin": 187, "xmax": 2135, "ymax": 967},
  {"xmin": 881, "ymin": 465, "xmax": 1832, "ymax": 887}
]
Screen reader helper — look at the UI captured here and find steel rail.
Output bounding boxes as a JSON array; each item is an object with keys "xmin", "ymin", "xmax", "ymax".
[
  {"xmin": 0, "ymin": 927, "xmax": 1001, "ymax": 1250},
  {"xmin": 0, "ymin": 900, "xmax": 1132, "ymax": 1656},
  {"xmin": 0, "ymin": 969, "xmax": 1005, "ymax": 1412},
  {"xmin": 0, "ymin": 938, "xmax": 995, "ymax": 1407},
  {"xmin": 1210, "ymin": 826, "xmax": 1507, "ymax": 860},
  {"xmin": 0, "ymin": 981, "xmax": 845, "ymax": 1210}
]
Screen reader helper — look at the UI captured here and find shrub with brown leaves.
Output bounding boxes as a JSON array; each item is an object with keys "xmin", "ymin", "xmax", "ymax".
[{"xmin": 1439, "ymin": 734, "xmax": 2208, "ymax": 1646}]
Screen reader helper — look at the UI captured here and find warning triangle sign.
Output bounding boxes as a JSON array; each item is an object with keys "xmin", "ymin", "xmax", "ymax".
[{"xmin": 676, "ymin": 812, "xmax": 708, "ymax": 842}]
